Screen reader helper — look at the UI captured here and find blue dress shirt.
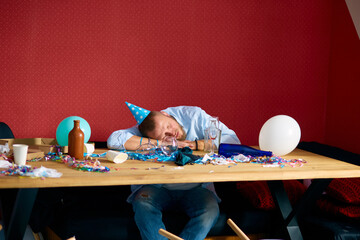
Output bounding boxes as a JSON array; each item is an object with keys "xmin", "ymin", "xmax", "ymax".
[
  {"xmin": 107, "ymin": 106, "xmax": 241, "ymax": 203},
  {"xmin": 107, "ymin": 106, "xmax": 240, "ymax": 149}
]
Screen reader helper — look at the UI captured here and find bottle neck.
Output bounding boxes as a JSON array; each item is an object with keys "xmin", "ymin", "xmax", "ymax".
[{"xmin": 74, "ymin": 120, "xmax": 80, "ymax": 129}]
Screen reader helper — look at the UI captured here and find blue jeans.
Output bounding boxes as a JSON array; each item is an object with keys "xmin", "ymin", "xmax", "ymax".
[{"xmin": 131, "ymin": 185, "xmax": 220, "ymax": 240}]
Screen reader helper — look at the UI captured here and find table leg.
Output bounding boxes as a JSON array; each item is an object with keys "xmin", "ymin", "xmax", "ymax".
[
  {"xmin": 4, "ymin": 188, "xmax": 38, "ymax": 240},
  {"xmin": 267, "ymin": 179, "xmax": 331, "ymax": 240}
]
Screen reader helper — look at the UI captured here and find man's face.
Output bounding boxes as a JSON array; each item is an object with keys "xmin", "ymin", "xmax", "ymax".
[{"xmin": 147, "ymin": 112, "xmax": 186, "ymax": 141}]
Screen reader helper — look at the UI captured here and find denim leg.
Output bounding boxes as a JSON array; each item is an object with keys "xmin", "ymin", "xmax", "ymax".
[
  {"xmin": 131, "ymin": 185, "xmax": 171, "ymax": 240},
  {"xmin": 178, "ymin": 187, "xmax": 220, "ymax": 240}
]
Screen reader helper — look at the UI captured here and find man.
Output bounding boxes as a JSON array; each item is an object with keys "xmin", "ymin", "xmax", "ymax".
[{"xmin": 107, "ymin": 102, "xmax": 240, "ymax": 240}]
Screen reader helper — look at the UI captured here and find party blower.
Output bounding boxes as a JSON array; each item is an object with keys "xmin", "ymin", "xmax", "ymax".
[{"xmin": 218, "ymin": 144, "xmax": 272, "ymax": 158}]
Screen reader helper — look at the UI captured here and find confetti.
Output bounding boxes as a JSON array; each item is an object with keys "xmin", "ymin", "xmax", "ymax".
[
  {"xmin": 43, "ymin": 152, "xmax": 110, "ymax": 173},
  {"xmin": 196, "ymin": 153, "xmax": 306, "ymax": 168}
]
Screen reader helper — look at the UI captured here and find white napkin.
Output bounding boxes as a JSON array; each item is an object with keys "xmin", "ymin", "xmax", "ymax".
[
  {"xmin": 0, "ymin": 143, "xmax": 10, "ymax": 154},
  {"xmin": 23, "ymin": 166, "xmax": 63, "ymax": 178},
  {"xmin": 0, "ymin": 159, "xmax": 13, "ymax": 168}
]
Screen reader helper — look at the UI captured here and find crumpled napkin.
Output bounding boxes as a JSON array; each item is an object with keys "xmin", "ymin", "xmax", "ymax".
[
  {"xmin": 23, "ymin": 166, "xmax": 63, "ymax": 178},
  {"xmin": 0, "ymin": 143, "xmax": 10, "ymax": 154},
  {"xmin": 0, "ymin": 159, "xmax": 13, "ymax": 168},
  {"xmin": 174, "ymin": 147, "xmax": 201, "ymax": 166}
]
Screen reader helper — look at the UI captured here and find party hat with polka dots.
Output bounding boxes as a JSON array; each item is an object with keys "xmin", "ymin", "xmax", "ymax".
[{"xmin": 125, "ymin": 102, "xmax": 151, "ymax": 125}]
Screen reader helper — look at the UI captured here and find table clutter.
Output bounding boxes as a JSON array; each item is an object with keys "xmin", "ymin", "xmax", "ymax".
[{"xmin": 0, "ymin": 138, "xmax": 306, "ymax": 179}]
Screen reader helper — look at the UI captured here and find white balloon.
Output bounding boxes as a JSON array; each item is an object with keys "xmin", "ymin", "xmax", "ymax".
[{"xmin": 259, "ymin": 115, "xmax": 301, "ymax": 156}]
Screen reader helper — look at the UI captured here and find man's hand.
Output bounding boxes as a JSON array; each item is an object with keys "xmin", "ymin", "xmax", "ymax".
[
  {"xmin": 177, "ymin": 140, "xmax": 195, "ymax": 149},
  {"xmin": 177, "ymin": 140, "xmax": 204, "ymax": 151}
]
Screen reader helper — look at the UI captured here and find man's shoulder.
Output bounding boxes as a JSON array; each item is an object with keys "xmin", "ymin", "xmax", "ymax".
[
  {"xmin": 163, "ymin": 106, "xmax": 208, "ymax": 125},
  {"xmin": 163, "ymin": 106, "xmax": 207, "ymax": 119},
  {"xmin": 163, "ymin": 106, "xmax": 204, "ymax": 113}
]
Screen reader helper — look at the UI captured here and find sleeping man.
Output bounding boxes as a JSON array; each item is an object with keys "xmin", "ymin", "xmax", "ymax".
[{"xmin": 107, "ymin": 102, "xmax": 240, "ymax": 240}]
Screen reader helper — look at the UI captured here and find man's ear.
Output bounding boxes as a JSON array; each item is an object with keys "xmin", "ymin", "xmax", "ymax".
[{"xmin": 160, "ymin": 111, "xmax": 170, "ymax": 117}]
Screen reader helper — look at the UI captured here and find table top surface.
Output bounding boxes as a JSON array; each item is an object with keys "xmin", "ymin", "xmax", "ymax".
[{"xmin": 1, "ymin": 148, "xmax": 360, "ymax": 189}]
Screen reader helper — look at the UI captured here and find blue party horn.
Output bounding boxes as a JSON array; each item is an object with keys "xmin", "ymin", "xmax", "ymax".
[{"xmin": 219, "ymin": 144, "xmax": 272, "ymax": 158}]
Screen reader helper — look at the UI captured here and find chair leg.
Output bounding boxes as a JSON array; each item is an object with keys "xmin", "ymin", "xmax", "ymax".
[
  {"xmin": 227, "ymin": 218, "xmax": 250, "ymax": 240},
  {"xmin": 159, "ymin": 228, "xmax": 184, "ymax": 240}
]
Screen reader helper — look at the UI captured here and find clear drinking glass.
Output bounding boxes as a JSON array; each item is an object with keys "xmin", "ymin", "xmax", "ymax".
[
  {"xmin": 160, "ymin": 136, "xmax": 178, "ymax": 156},
  {"xmin": 204, "ymin": 116, "xmax": 221, "ymax": 154},
  {"xmin": 208, "ymin": 118, "xmax": 219, "ymax": 155},
  {"xmin": 135, "ymin": 138, "xmax": 157, "ymax": 154}
]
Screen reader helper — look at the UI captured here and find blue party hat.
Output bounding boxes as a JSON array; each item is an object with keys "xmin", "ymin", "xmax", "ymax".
[{"xmin": 125, "ymin": 102, "xmax": 151, "ymax": 125}]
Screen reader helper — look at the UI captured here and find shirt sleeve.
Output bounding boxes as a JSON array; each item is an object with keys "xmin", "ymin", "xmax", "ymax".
[
  {"xmin": 203, "ymin": 111, "xmax": 241, "ymax": 145},
  {"xmin": 218, "ymin": 122, "xmax": 241, "ymax": 144},
  {"xmin": 107, "ymin": 125, "xmax": 141, "ymax": 149},
  {"xmin": 188, "ymin": 106, "xmax": 240, "ymax": 144}
]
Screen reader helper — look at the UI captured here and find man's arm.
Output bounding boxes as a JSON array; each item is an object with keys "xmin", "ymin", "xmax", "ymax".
[
  {"xmin": 107, "ymin": 126, "xmax": 167, "ymax": 150},
  {"xmin": 177, "ymin": 140, "xmax": 196, "ymax": 150},
  {"xmin": 108, "ymin": 126, "xmax": 196, "ymax": 150},
  {"xmin": 124, "ymin": 136, "xmax": 161, "ymax": 150},
  {"xmin": 107, "ymin": 126, "xmax": 141, "ymax": 150}
]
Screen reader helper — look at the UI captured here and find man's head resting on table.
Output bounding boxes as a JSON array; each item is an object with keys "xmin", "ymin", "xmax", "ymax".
[{"xmin": 126, "ymin": 102, "xmax": 186, "ymax": 141}]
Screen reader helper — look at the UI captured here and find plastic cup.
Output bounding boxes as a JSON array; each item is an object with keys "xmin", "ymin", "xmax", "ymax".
[
  {"xmin": 84, "ymin": 143, "xmax": 95, "ymax": 154},
  {"xmin": 106, "ymin": 150, "xmax": 128, "ymax": 164},
  {"xmin": 13, "ymin": 144, "xmax": 28, "ymax": 166}
]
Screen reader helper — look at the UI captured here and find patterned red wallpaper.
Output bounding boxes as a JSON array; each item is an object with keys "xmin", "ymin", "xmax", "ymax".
[{"xmin": 0, "ymin": 1, "xmax": 337, "ymax": 148}]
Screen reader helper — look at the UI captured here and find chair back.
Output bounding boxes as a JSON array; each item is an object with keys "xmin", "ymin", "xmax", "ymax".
[{"xmin": 0, "ymin": 122, "xmax": 14, "ymax": 139}]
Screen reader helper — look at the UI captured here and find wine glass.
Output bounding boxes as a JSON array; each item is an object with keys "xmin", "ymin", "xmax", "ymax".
[
  {"xmin": 160, "ymin": 136, "xmax": 178, "ymax": 156},
  {"xmin": 208, "ymin": 121, "xmax": 218, "ymax": 155},
  {"xmin": 135, "ymin": 138, "xmax": 156, "ymax": 155}
]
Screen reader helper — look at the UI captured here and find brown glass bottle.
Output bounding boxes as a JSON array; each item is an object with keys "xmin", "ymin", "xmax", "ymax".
[{"xmin": 68, "ymin": 120, "xmax": 84, "ymax": 159}]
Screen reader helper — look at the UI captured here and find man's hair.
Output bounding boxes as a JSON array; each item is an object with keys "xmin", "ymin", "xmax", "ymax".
[{"xmin": 138, "ymin": 111, "xmax": 158, "ymax": 137}]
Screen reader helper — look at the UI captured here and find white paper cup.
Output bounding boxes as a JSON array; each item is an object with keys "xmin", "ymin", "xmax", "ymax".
[
  {"xmin": 84, "ymin": 143, "xmax": 95, "ymax": 154},
  {"xmin": 106, "ymin": 150, "xmax": 128, "ymax": 164},
  {"xmin": 13, "ymin": 144, "xmax": 29, "ymax": 166}
]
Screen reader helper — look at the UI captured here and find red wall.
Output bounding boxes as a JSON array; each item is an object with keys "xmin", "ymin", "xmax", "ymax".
[
  {"xmin": 0, "ymin": 1, "xmax": 345, "ymax": 150},
  {"xmin": 325, "ymin": 0, "xmax": 360, "ymax": 154}
]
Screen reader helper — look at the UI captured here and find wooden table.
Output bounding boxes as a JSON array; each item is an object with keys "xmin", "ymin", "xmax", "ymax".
[{"xmin": 1, "ymin": 148, "xmax": 360, "ymax": 240}]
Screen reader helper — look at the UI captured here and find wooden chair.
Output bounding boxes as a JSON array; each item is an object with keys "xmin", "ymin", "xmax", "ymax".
[
  {"xmin": 159, "ymin": 223, "xmax": 249, "ymax": 240},
  {"xmin": 227, "ymin": 218, "xmax": 250, "ymax": 240},
  {"xmin": 0, "ymin": 122, "xmax": 14, "ymax": 139},
  {"xmin": 159, "ymin": 228, "xmax": 184, "ymax": 240}
]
